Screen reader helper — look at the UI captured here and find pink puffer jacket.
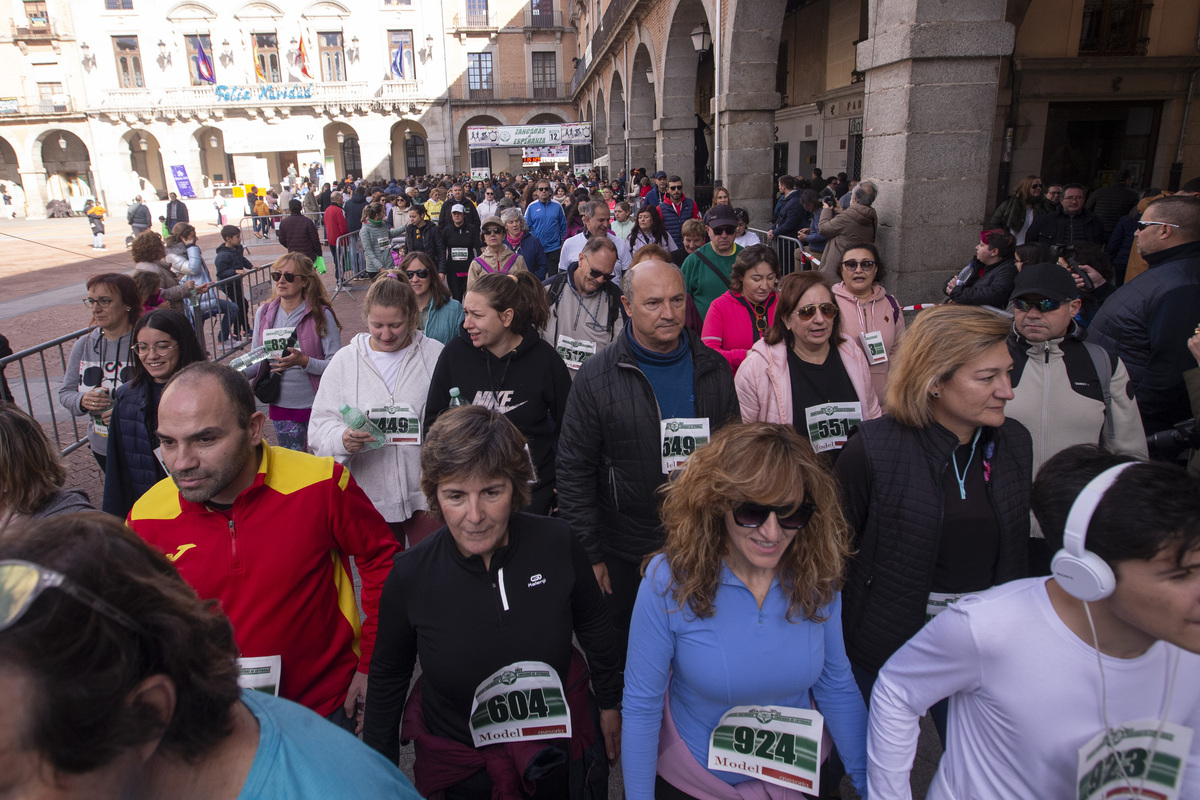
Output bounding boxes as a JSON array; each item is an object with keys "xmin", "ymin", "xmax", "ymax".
[{"xmin": 734, "ymin": 337, "xmax": 883, "ymax": 425}]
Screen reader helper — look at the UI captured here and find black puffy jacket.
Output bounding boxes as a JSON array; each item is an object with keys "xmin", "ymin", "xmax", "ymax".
[
  {"xmin": 834, "ymin": 416, "xmax": 1032, "ymax": 673},
  {"xmin": 556, "ymin": 329, "xmax": 740, "ymax": 564},
  {"xmin": 405, "ymin": 221, "xmax": 445, "ymax": 273},
  {"xmin": 103, "ymin": 381, "xmax": 167, "ymax": 518},
  {"xmin": 947, "ymin": 257, "xmax": 1018, "ymax": 309}
]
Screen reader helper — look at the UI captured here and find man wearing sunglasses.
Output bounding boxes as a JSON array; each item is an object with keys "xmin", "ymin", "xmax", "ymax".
[
  {"xmin": 559, "ymin": 200, "xmax": 632, "ymax": 283},
  {"xmin": 1005, "ymin": 263, "xmax": 1147, "ymax": 572},
  {"xmin": 656, "ymin": 175, "xmax": 702, "ymax": 257},
  {"xmin": 524, "ymin": 179, "xmax": 568, "ymax": 276},
  {"xmin": 1090, "ymin": 195, "xmax": 1200, "ymax": 435},
  {"xmin": 543, "ymin": 237, "xmax": 625, "ymax": 377},
  {"xmin": 681, "ymin": 204, "xmax": 742, "ymax": 319}
]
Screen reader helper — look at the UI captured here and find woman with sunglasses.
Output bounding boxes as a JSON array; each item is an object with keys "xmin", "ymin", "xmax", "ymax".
[
  {"xmin": 988, "ymin": 175, "xmax": 1055, "ymax": 245},
  {"xmin": 700, "ymin": 244, "xmax": 779, "ymax": 375},
  {"xmin": 832, "ymin": 305, "xmax": 1031, "ymax": 740},
  {"xmin": 0, "ymin": 405, "xmax": 94, "ymax": 532},
  {"xmin": 59, "ymin": 272, "xmax": 141, "ymax": 470},
  {"xmin": 477, "ymin": 186, "xmax": 500, "ymax": 219},
  {"xmin": 832, "ymin": 243, "xmax": 905, "ymax": 403},
  {"xmin": 400, "ymin": 252, "xmax": 464, "ymax": 345},
  {"xmin": 424, "ymin": 272, "xmax": 570, "ymax": 515},
  {"xmin": 247, "ymin": 253, "xmax": 343, "ymax": 452},
  {"xmin": 501, "ymin": 207, "xmax": 548, "ymax": 280},
  {"xmin": 735, "ymin": 272, "xmax": 881, "ymax": 460},
  {"xmin": 622, "ymin": 422, "xmax": 869, "ymax": 799},
  {"xmin": 628, "ymin": 205, "xmax": 676, "ymax": 256},
  {"xmin": 102, "ymin": 309, "xmax": 205, "ymax": 518},
  {"xmin": 466, "ymin": 216, "xmax": 529, "ymax": 290},
  {"xmin": 310, "ymin": 274, "xmax": 445, "ymax": 548}
]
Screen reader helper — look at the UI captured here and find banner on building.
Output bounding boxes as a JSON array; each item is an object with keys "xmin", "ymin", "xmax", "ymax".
[
  {"xmin": 221, "ymin": 127, "xmax": 323, "ymax": 155},
  {"xmin": 170, "ymin": 166, "xmax": 196, "ymax": 198},
  {"xmin": 522, "ymin": 146, "xmax": 570, "ymax": 166},
  {"xmin": 468, "ymin": 124, "xmax": 592, "ymax": 149}
]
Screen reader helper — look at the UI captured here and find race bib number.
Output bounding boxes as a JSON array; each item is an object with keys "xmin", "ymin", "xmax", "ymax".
[
  {"xmin": 237, "ymin": 655, "xmax": 282, "ymax": 696},
  {"xmin": 468, "ymin": 661, "xmax": 571, "ymax": 747},
  {"xmin": 451, "ymin": 247, "xmax": 469, "ymax": 261},
  {"xmin": 262, "ymin": 327, "xmax": 296, "ymax": 356},
  {"xmin": 708, "ymin": 706, "xmax": 825, "ymax": 794},
  {"xmin": 661, "ymin": 418, "xmax": 710, "ymax": 474},
  {"xmin": 368, "ymin": 404, "xmax": 422, "ymax": 445},
  {"xmin": 804, "ymin": 402, "xmax": 862, "ymax": 453},
  {"xmin": 859, "ymin": 330, "xmax": 888, "ymax": 364},
  {"xmin": 377, "ymin": 236, "xmax": 390, "ymax": 248},
  {"xmin": 1076, "ymin": 720, "xmax": 1192, "ymax": 800},
  {"xmin": 926, "ymin": 591, "xmax": 968, "ymax": 622},
  {"xmin": 92, "ymin": 417, "xmax": 110, "ymax": 437},
  {"xmin": 556, "ymin": 335, "xmax": 598, "ymax": 370}
]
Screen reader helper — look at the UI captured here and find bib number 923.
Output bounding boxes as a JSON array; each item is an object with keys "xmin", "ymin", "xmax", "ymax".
[
  {"xmin": 730, "ymin": 726, "xmax": 807, "ymax": 769},
  {"xmin": 1079, "ymin": 748, "xmax": 1148, "ymax": 798},
  {"xmin": 484, "ymin": 688, "xmax": 551, "ymax": 724}
]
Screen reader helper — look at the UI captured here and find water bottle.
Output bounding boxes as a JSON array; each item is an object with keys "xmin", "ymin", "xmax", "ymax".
[
  {"xmin": 90, "ymin": 388, "xmax": 112, "ymax": 427},
  {"xmin": 188, "ymin": 285, "xmax": 200, "ymax": 306},
  {"xmin": 339, "ymin": 403, "xmax": 385, "ymax": 449},
  {"xmin": 230, "ymin": 346, "xmax": 271, "ymax": 372},
  {"xmin": 448, "ymin": 387, "xmax": 466, "ymax": 407}
]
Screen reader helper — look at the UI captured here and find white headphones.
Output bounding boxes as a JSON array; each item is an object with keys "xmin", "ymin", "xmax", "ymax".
[{"xmin": 1050, "ymin": 462, "xmax": 1135, "ymax": 601}]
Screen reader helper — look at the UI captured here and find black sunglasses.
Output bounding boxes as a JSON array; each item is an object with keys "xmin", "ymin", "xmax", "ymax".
[
  {"xmin": 483, "ymin": 228, "xmax": 504, "ymax": 235},
  {"xmin": 589, "ymin": 268, "xmax": 615, "ymax": 282},
  {"xmin": 842, "ymin": 259, "xmax": 876, "ymax": 272},
  {"xmin": 405, "ymin": 269, "xmax": 430, "ymax": 279},
  {"xmin": 270, "ymin": 271, "xmax": 302, "ymax": 283},
  {"xmin": 668, "ymin": 185, "xmax": 683, "ymax": 191},
  {"xmin": 711, "ymin": 226, "xmax": 736, "ymax": 236},
  {"xmin": 1013, "ymin": 298, "xmax": 1063, "ymax": 313},
  {"xmin": 731, "ymin": 500, "xmax": 817, "ymax": 531}
]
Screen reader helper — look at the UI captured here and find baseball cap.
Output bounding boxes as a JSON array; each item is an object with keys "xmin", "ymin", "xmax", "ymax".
[
  {"xmin": 704, "ymin": 204, "xmax": 738, "ymax": 229},
  {"xmin": 1009, "ymin": 262, "xmax": 1080, "ymax": 304},
  {"xmin": 451, "ymin": 203, "xmax": 465, "ymax": 214},
  {"xmin": 654, "ymin": 171, "xmax": 667, "ymax": 179}
]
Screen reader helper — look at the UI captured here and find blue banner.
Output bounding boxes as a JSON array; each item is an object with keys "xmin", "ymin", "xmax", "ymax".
[{"xmin": 170, "ymin": 165, "xmax": 196, "ymax": 198}]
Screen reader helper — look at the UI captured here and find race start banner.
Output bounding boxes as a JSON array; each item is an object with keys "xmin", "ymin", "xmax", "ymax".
[{"xmin": 468, "ymin": 123, "xmax": 592, "ymax": 149}]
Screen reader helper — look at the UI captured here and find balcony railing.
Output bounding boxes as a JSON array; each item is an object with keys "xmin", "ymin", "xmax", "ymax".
[
  {"xmin": 11, "ymin": 18, "xmax": 64, "ymax": 39},
  {"xmin": 0, "ymin": 98, "xmax": 76, "ymax": 115},
  {"xmin": 375, "ymin": 80, "xmax": 422, "ymax": 101},
  {"xmin": 92, "ymin": 81, "xmax": 432, "ymax": 115},
  {"xmin": 524, "ymin": 9, "xmax": 564, "ymax": 28},
  {"xmin": 452, "ymin": 11, "xmax": 497, "ymax": 29},
  {"xmin": 590, "ymin": 0, "xmax": 636, "ymax": 68},
  {"xmin": 454, "ymin": 81, "xmax": 570, "ymax": 102}
]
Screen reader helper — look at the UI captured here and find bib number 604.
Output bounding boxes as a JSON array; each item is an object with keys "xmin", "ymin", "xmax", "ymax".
[{"xmin": 484, "ymin": 688, "xmax": 552, "ymax": 724}]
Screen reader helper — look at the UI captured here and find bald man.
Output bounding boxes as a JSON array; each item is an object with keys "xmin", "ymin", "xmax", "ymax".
[{"xmin": 556, "ymin": 260, "xmax": 740, "ymax": 655}]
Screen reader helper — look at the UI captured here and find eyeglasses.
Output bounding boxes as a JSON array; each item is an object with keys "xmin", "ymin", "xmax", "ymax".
[
  {"xmin": 133, "ymin": 341, "xmax": 179, "ymax": 356},
  {"xmin": 82, "ymin": 297, "xmax": 115, "ymax": 309},
  {"xmin": 485, "ymin": 193, "xmax": 494, "ymax": 197},
  {"xmin": 794, "ymin": 302, "xmax": 838, "ymax": 320},
  {"xmin": 588, "ymin": 268, "xmax": 615, "ymax": 283},
  {"xmin": 711, "ymin": 226, "xmax": 736, "ymax": 236},
  {"xmin": 668, "ymin": 185, "xmax": 683, "ymax": 191},
  {"xmin": 483, "ymin": 228, "xmax": 504, "ymax": 236},
  {"xmin": 1013, "ymin": 298, "xmax": 1063, "ymax": 313},
  {"xmin": 731, "ymin": 500, "xmax": 817, "ymax": 531},
  {"xmin": 842, "ymin": 259, "xmax": 876, "ymax": 272},
  {"xmin": 537, "ymin": 187, "xmax": 551, "ymax": 192},
  {"xmin": 270, "ymin": 271, "xmax": 302, "ymax": 283},
  {"xmin": 405, "ymin": 268, "xmax": 430, "ymax": 279},
  {"xmin": 0, "ymin": 559, "xmax": 145, "ymax": 635},
  {"xmin": 1136, "ymin": 221, "xmax": 1180, "ymax": 232},
  {"xmin": 1031, "ymin": 183, "xmax": 1044, "ymax": 189}
]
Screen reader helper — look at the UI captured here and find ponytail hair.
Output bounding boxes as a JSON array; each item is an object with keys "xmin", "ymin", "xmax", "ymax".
[
  {"xmin": 364, "ymin": 271, "xmax": 420, "ymax": 330},
  {"xmin": 471, "ymin": 271, "xmax": 550, "ymax": 333}
]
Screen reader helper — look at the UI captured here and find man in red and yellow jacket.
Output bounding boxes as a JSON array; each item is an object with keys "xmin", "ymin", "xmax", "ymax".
[{"xmin": 127, "ymin": 362, "xmax": 398, "ymax": 732}]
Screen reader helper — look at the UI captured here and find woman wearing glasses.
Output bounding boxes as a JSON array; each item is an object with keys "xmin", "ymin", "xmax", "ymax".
[
  {"xmin": 310, "ymin": 275, "xmax": 445, "ymax": 548},
  {"xmin": 102, "ymin": 309, "xmax": 205, "ymax": 518},
  {"xmin": 59, "ymin": 272, "xmax": 141, "ymax": 470},
  {"xmin": 622, "ymin": 422, "xmax": 869, "ymax": 799},
  {"xmin": 988, "ymin": 175, "xmax": 1054, "ymax": 245},
  {"xmin": 405, "ymin": 204, "xmax": 446, "ymax": 287},
  {"xmin": 466, "ymin": 216, "xmax": 529, "ymax": 290},
  {"xmin": 400, "ymin": 252, "xmax": 464, "ymax": 345},
  {"xmin": 247, "ymin": 253, "xmax": 343, "ymax": 452},
  {"xmin": 735, "ymin": 272, "xmax": 881, "ymax": 460},
  {"xmin": 832, "ymin": 243, "xmax": 905, "ymax": 403},
  {"xmin": 700, "ymin": 244, "xmax": 779, "ymax": 375},
  {"xmin": 477, "ymin": 186, "xmax": 500, "ymax": 219},
  {"xmin": 501, "ymin": 207, "xmax": 548, "ymax": 280},
  {"xmin": 832, "ymin": 305, "xmax": 1031, "ymax": 739}
]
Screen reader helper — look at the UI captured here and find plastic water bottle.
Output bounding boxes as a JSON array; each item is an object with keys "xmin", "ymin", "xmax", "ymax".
[
  {"xmin": 339, "ymin": 403, "xmax": 385, "ymax": 449},
  {"xmin": 448, "ymin": 387, "xmax": 466, "ymax": 407},
  {"xmin": 230, "ymin": 346, "xmax": 271, "ymax": 372}
]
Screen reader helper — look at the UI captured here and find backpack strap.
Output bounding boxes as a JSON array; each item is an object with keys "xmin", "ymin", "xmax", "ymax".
[
  {"xmin": 474, "ymin": 255, "xmax": 495, "ymax": 273},
  {"xmin": 886, "ymin": 294, "xmax": 901, "ymax": 321},
  {"xmin": 503, "ymin": 253, "xmax": 519, "ymax": 273},
  {"xmin": 695, "ymin": 251, "xmax": 731, "ymax": 289},
  {"xmin": 1082, "ymin": 342, "xmax": 1115, "ymax": 442},
  {"xmin": 547, "ymin": 273, "xmax": 569, "ymax": 305}
]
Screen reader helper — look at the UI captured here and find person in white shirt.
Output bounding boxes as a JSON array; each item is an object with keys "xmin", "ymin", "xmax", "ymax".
[
  {"xmin": 868, "ymin": 444, "xmax": 1200, "ymax": 800},
  {"xmin": 559, "ymin": 200, "xmax": 632, "ymax": 283},
  {"xmin": 476, "ymin": 186, "xmax": 500, "ymax": 220}
]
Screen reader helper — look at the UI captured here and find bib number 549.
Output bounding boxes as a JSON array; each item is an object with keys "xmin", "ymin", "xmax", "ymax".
[{"xmin": 663, "ymin": 435, "xmax": 697, "ymax": 458}]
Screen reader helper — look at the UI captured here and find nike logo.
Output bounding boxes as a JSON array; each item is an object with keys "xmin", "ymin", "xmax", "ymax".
[
  {"xmin": 166, "ymin": 543, "xmax": 197, "ymax": 562},
  {"xmin": 473, "ymin": 390, "xmax": 528, "ymax": 415}
]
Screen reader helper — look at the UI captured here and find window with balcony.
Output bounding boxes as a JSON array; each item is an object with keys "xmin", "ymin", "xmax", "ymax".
[
  {"xmin": 185, "ymin": 34, "xmax": 213, "ymax": 86},
  {"xmin": 22, "ymin": 1, "xmax": 50, "ymax": 32},
  {"xmin": 466, "ymin": 0, "xmax": 489, "ymax": 27},
  {"xmin": 529, "ymin": 0, "xmax": 555, "ymax": 27},
  {"xmin": 532, "ymin": 52, "xmax": 557, "ymax": 98},
  {"xmin": 255, "ymin": 33, "xmax": 282, "ymax": 83},
  {"xmin": 389, "ymin": 30, "xmax": 415, "ymax": 80},
  {"xmin": 104, "ymin": 0, "xmax": 133, "ymax": 9},
  {"xmin": 406, "ymin": 136, "xmax": 427, "ymax": 177},
  {"xmin": 112, "ymin": 36, "xmax": 145, "ymax": 88},
  {"xmin": 319, "ymin": 32, "xmax": 346, "ymax": 82},
  {"xmin": 468, "ymin": 52, "xmax": 494, "ymax": 99},
  {"xmin": 37, "ymin": 82, "xmax": 66, "ymax": 112},
  {"xmin": 1079, "ymin": 0, "xmax": 1152, "ymax": 56}
]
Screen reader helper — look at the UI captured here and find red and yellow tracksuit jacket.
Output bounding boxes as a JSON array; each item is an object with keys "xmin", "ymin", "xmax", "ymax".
[{"xmin": 128, "ymin": 442, "xmax": 399, "ymax": 717}]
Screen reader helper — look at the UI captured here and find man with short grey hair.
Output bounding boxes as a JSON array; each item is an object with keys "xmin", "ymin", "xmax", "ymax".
[
  {"xmin": 542, "ymin": 236, "xmax": 624, "ymax": 376},
  {"xmin": 559, "ymin": 200, "xmax": 632, "ymax": 282},
  {"xmin": 817, "ymin": 180, "xmax": 878, "ymax": 278}
]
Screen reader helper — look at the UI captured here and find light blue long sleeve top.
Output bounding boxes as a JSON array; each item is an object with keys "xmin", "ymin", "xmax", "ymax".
[{"xmin": 622, "ymin": 554, "xmax": 868, "ymax": 799}]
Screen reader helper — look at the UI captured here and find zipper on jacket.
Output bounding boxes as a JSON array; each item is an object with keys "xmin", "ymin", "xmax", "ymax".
[{"xmin": 228, "ymin": 518, "xmax": 243, "ymax": 572}]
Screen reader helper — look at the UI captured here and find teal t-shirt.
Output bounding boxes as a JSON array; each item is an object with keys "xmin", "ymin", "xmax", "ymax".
[
  {"xmin": 682, "ymin": 243, "xmax": 740, "ymax": 320},
  {"xmin": 237, "ymin": 689, "xmax": 422, "ymax": 800}
]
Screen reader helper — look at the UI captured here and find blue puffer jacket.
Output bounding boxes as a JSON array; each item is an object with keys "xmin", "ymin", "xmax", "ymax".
[{"xmin": 102, "ymin": 381, "xmax": 166, "ymax": 518}]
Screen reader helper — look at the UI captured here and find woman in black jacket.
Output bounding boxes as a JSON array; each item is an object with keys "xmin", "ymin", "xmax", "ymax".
[
  {"xmin": 102, "ymin": 309, "xmax": 205, "ymax": 518},
  {"xmin": 832, "ymin": 305, "xmax": 1032, "ymax": 742},
  {"xmin": 405, "ymin": 204, "xmax": 445, "ymax": 276}
]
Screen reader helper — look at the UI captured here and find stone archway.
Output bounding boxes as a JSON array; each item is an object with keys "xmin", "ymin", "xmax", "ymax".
[
  {"xmin": 629, "ymin": 43, "xmax": 656, "ymax": 174},
  {"xmin": 40, "ymin": 131, "xmax": 97, "ymax": 212},
  {"xmin": 324, "ymin": 121, "xmax": 360, "ymax": 181},
  {"xmin": 608, "ymin": 71, "xmax": 626, "ymax": 178},
  {"xmin": 0, "ymin": 135, "xmax": 19, "ymax": 187},
  {"xmin": 390, "ymin": 120, "xmax": 430, "ymax": 178},
  {"xmin": 594, "ymin": 86, "xmax": 608, "ymax": 167},
  {"xmin": 120, "ymin": 129, "xmax": 169, "ymax": 200},
  {"xmin": 194, "ymin": 124, "xmax": 229, "ymax": 189},
  {"xmin": 456, "ymin": 114, "xmax": 506, "ymax": 175},
  {"xmin": 661, "ymin": 0, "xmax": 713, "ymax": 195}
]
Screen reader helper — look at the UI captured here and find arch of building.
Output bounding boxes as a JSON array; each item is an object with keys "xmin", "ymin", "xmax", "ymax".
[
  {"xmin": 594, "ymin": 86, "xmax": 607, "ymax": 164},
  {"xmin": 0, "ymin": 135, "xmax": 21, "ymax": 187},
  {"xmin": 323, "ymin": 121, "xmax": 361, "ymax": 181},
  {"xmin": 389, "ymin": 120, "xmax": 431, "ymax": 179},
  {"xmin": 37, "ymin": 130, "xmax": 97, "ymax": 210},
  {"xmin": 659, "ymin": 0, "xmax": 713, "ymax": 196}
]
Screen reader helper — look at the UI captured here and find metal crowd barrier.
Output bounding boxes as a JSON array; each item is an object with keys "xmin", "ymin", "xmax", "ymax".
[
  {"xmin": 185, "ymin": 265, "xmax": 275, "ymax": 362},
  {"xmin": 238, "ymin": 212, "xmax": 324, "ymax": 248},
  {"xmin": 749, "ymin": 228, "xmax": 810, "ymax": 275},
  {"xmin": 330, "ymin": 231, "xmax": 366, "ymax": 301},
  {"xmin": 1, "ymin": 327, "xmax": 95, "ymax": 455}
]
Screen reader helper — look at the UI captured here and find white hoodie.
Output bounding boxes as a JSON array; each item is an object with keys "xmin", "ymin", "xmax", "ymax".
[{"xmin": 309, "ymin": 331, "xmax": 444, "ymax": 522}]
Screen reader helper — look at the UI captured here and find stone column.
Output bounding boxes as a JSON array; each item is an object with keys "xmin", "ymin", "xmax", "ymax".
[
  {"xmin": 655, "ymin": 118, "xmax": 695, "ymax": 194},
  {"xmin": 718, "ymin": 98, "xmax": 777, "ymax": 235},
  {"xmin": 357, "ymin": 137, "xmax": 394, "ymax": 181},
  {"xmin": 17, "ymin": 170, "xmax": 45, "ymax": 219},
  {"xmin": 857, "ymin": 0, "xmax": 1014, "ymax": 301}
]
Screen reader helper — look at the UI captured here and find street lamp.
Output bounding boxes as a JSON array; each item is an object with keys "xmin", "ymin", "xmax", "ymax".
[
  {"xmin": 336, "ymin": 130, "xmax": 345, "ymax": 144},
  {"xmin": 690, "ymin": 23, "xmax": 711, "ymax": 56},
  {"xmin": 209, "ymin": 134, "xmax": 218, "ymax": 149},
  {"xmin": 80, "ymin": 41, "xmax": 97, "ymax": 72},
  {"xmin": 58, "ymin": 135, "xmax": 67, "ymax": 150},
  {"xmin": 138, "ymin": 136, "xmax": 149, "ymax": 151},
  {"xmin": 348, "ymin": 36, "xmax": 360, "ymax": 63},
  {"xmin": 156, "ymin": 39, "xmax": 172, "ymax": 69},
  {"xmin": 645, "ymin": 67, "xmax": 653, "ymax": 84}
]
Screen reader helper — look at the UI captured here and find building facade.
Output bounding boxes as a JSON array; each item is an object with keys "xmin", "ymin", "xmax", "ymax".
[{"xmin": 0, "ymin": 0, "xmax": 578, "ymax": 217}]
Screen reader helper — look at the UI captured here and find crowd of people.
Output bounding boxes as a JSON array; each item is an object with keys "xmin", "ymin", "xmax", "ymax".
[{"xmin": 1, "ymin": 164, "xmax": 1199, "ymax": 800}]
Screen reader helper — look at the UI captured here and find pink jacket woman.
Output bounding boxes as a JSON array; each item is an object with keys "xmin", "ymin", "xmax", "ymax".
[
  {"xmin": 734, "ymin": 337, "xmax": 883, "ymax": 426},
  {"xmin": 700, "ymin": 290, "xmax": 777, "ymax": 375},
  {"xmin": 832, "ymin": 281, "xmax": 905, "ymax": 403}
]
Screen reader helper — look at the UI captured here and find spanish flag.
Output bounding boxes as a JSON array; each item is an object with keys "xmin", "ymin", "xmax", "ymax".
[
  {"xmin": 253, "ymin": 37, "xmax": 267, "ymax": 81},
  {"xmin": 297, "ymin": 35, "xmax": 314, "ymax": 80}
]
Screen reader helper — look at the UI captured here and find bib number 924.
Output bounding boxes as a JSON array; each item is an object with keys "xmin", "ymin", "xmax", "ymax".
[
  {"xmin": 484, "ymin": 688, "xmax": 552, "ymax": 724},
  {"xmin": 731, "ymin": 726, "xmax": 807, "ymax": 769},
  {"xmin": 662, "ymin": 435, "xmax": 697, "ymax": 458}
]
